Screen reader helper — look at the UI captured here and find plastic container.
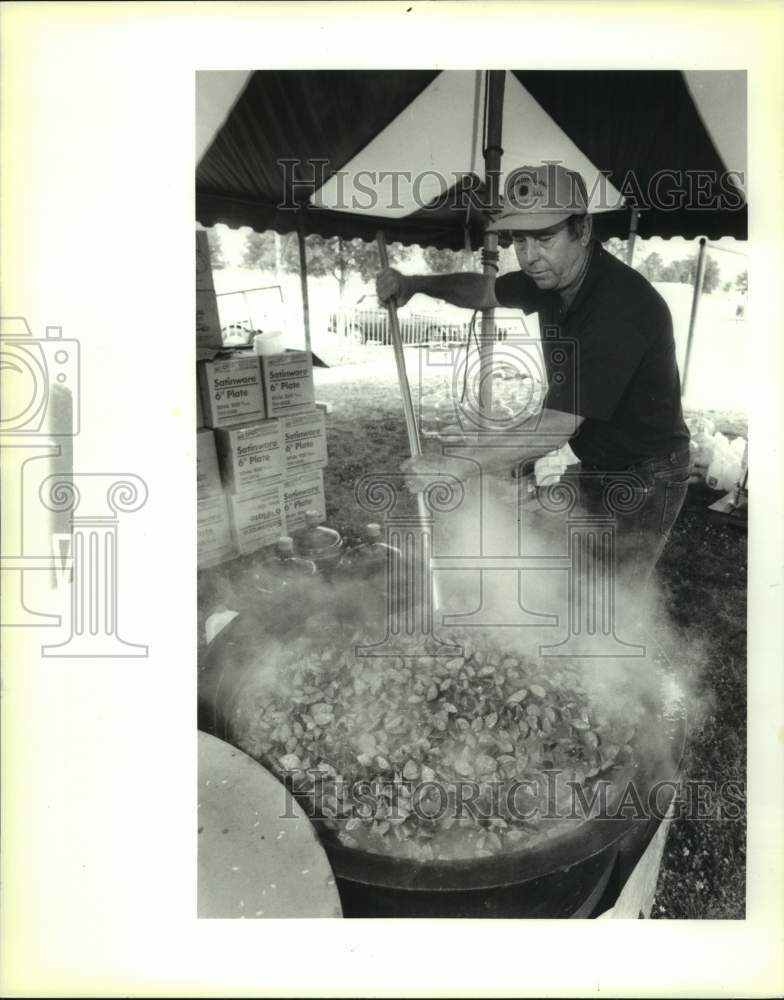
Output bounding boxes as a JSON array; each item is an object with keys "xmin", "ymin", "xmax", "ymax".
[
  {"xmin": 419, "ymin": 394, "xmax": 447, "ymax": 437},
  {"xmin": 689, "ymin": 430, "xmax": 716, "ymax": 480},
  {"xmin": 723, "ymin": 436, "xmax": 747, "ymax": 490},
  {"xmin": 292, "ymin": 510, "xmax": 343, "ymax": 576},
  {"xmin": 253, "ymin": 330, "xmax": 285, "ymax": 356},
  {"xmin": 686, "ymin": 415, "xmax": 715, "ymax": 439},
  {"xmin": 348, "ymin": 523, "xmax": 401, "ymax": 579},
  {"xmin": 269, "ymin": 535, "xmax": 318, "ymax": 582},
  {"xmin": 706, "ymin": 433, "xmax": 734, "ymax": 491},
  {"xmin": 333, "ymin": 524, "xmax": 402, "ymax": 613}
]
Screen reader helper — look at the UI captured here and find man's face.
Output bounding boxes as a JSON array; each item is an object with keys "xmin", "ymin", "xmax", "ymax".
[{"xmin": 511, "ymin": 218, "xmax": 587, "ymax": 291}]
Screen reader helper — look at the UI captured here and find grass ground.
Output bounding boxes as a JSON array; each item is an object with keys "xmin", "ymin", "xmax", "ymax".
[{"xmin": 313, "ymin": 350, "xmax": 748, "ymax": 919}]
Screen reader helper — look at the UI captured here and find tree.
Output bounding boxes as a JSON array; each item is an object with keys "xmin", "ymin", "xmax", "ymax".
[
  {"xmin": 657, "ymin": 254, "xmax": 721, "ymax": 293},
  {"xmin": 242, "ymin": 231, "xmax": 298, "ymax": 273},
  {"xmin": 735, "ymin": 270, "xmax": 748, "ymax": 294},
  {"xmin": 241, "ymin": 232, "xmax": 415, "ymax": 337},
  {"xmin": 422, "ymin": 246, "xmax": 480, "ymax": 274},
  {"xmin": 685, "ymin": 255, "xmax": 722, "ymax": 294},
  {"xmin": 636, "ymin": 252, "xmax": 664, "ymax": 282},
  {"xmin": 241, "ymin": 231, "xmax": 413, "ymax": 293},
  {"xmin": 659, "ymin": 260, "xmax": 687, "ymax": 283},
  {"xmin": 207, "ymin": 228, "xmax": 226, "ymax": 270},
  {"xmin": 295, "ymin": 236, "xmax": 406, "ymax": 300},
  {"xmin": 603, "ymin": 237, "xmax": 629, "ymax": 260}
]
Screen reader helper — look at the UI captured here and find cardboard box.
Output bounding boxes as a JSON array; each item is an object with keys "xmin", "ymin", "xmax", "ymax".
[
  {"xmin": 283, "ymin": 468, "xmax": 326, "ymax": 534},
  {"xmin": 227, "ymin": 481, "xmax": 285, "ymax": 555},
  {"xmin": 196, "ymin": 230, "xmax": 215, "ymax": 291},
  {"xmin": 214, "ymin": 419, "xmax": 284, "ymax": 494},
  {"xmin": 282, "ymin": 408, "xmax": 327, "ymax": 474},
  {"xmin": 196, "ymin": 378, "xmax": 204, "ymax": 428},
  {"xmin": 260, "ymin": 351, "xmax": 315, "ymax": 417},
  {"xmin": 198, "ymin": 354, "xmax": 266, "ymax": 428},
  {"xmin": 196, "ymin": 288, "xmax": 223, "ymax": 357},
  {"xmin": 198, "ymin": 494, "xmax": 235, "ymax": 568},
  {"xmin": 197, "ymin": 429, "xmax": 223, "ymax": 500}
]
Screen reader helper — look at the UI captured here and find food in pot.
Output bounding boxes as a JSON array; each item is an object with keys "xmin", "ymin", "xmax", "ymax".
[{"xmin": 229, "ymin": 620, "xmax": 648, "ymax": 862}]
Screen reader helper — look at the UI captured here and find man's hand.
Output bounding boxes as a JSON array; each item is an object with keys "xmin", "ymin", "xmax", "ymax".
[
  {"xmin": 400, "ymin": 452, "xmax": 477, "ymax": 494},
  {"xmin": 376, "ymin": 268, "xmax": 415, "ymax": 309}
]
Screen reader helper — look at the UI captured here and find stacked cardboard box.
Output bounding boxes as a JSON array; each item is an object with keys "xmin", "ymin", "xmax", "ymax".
[
  {"xmin": 279, "ymin": 406, "xmax": 327, "ymax": 532},
  {"xmin": 197, "ymin": 494, "xmax": 234, "ymax": 569},
  {"xmin": 197, "ymin": 354, "xmax": 266, "ymax": 428},
  {"xmin": 259, "ymin": 351, "xmax": 315, "ymax": 417},
  {"xmin": 196, "ymin": 353, "xmax": 283, "ymax": 563},
  {"xmin": 269, "ymin": 352, "xmax": 327, "ymax": 533},
  {"xmin": 196, "ymin": 355, "xmax": 328, "ymax": 563},
  {"xmin": 197, "ymin": 428, "xmax": 222, "ymax": 501},
  {"xmin": 195, "ymin": 231, "xmax": 330, "ymax": 569},
  {"xmin": 196, "ymin": 229, "xmax": 231, "ymax": 569},
  {"xmin": 214, "ymin": 418, "xmax": 285, "ymax": 555},
  {"xmin": 197, "ymin": 415, "xmax": 233, "ymax": 568}
]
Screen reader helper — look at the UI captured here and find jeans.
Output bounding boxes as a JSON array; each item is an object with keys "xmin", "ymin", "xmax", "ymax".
[{"xmin": 576, "ymin": 447, "xmax": 691, "ymax": 595}]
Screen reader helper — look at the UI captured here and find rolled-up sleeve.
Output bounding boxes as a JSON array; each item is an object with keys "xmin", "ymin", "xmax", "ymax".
[{"xmin": 495, "ymin": 272, "xmax": 541, "ymax": 314}]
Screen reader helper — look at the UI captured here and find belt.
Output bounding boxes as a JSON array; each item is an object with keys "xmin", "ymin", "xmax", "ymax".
[{"xmin": 580, "ymin": 446, "xmax": 690, "ymax": 474}]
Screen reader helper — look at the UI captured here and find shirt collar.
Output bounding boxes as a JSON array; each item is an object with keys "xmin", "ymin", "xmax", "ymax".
[{"xmin": 556, "ymin": 239, "xmax": 602, "ymax": 320}]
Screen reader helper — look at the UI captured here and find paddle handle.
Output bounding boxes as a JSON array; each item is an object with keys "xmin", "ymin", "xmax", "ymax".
[
  {"xmin": 376, "ymin": 232, "xmax": 442, "ymax": 612},
  {"xmin": 376, "ymin": 232, "xmax": 422, "ymax": 459}
]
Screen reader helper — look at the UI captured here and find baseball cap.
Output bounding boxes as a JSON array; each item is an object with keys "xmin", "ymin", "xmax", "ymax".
[{"xmin": 487, "ymin": 164, "xmax": 589, "ymax": 233}]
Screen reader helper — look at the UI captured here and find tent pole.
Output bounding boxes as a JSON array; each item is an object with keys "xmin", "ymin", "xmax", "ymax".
[
  {"xmin": 480, "ymin": 70, "xmax": 506, "ymax": 415},
  {"xmin": 626, "ymin": 208, "xmax": 640, "ymax": 267},
  {"xmin": 682, "ymin": 236, "xmax": 707, "ymax": 398},
  {"xmin": 462, "ymin": 224, "xmax": 473, "ymax": 272},
  {"xmin": 297, "ymin": 209, "xmax": 310, "ymax": 352},
  {"xmin": 297, "ymin": 210, "xmax": 312, "ymax": 354}
]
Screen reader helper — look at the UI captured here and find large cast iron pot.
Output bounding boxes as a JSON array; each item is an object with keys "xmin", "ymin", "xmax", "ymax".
[{"xmin": 198, "ymin": 602, "xmax": 686, "ymax": 918}]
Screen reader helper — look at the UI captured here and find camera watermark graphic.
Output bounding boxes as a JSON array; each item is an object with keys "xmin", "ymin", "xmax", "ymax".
[
  {"xmin": 0, "ymin": 316, "xmax": 148, "ymax": 657},
  {"xmin": 352, "ymin": 470, "xmax": 464, "ymax": 659},
  {"xmin": 1, "ymin": 318, "xmax": 78, "ymax": 628},
  {"xmin": 340, "ymin": 318, "xmax": 687, "ymax": 665},
  {"xmin": 424, "ymin": 331, "xmax": 580, "ymax": 440},
  {"xmin": 0, "ymin": 319, "xmax": 80, "ymax": 436},
  {"xmin": 39, "ymin": 474, "xmax": 149, "ymax": 657}
]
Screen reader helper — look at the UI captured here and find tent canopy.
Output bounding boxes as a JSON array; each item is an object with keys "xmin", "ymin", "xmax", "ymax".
[{"xmin": 196, "ymin": 69, "xmax": 746, "ymax": 248}]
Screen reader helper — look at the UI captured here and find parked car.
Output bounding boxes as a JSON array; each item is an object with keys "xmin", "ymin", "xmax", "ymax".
[
  {"xmin": 221, "ymin": 322, "xmax": 256, "ymax": 347},
  {"xmin": 329, "ymin": 295, "xmax": 527, "ymax": 345}
]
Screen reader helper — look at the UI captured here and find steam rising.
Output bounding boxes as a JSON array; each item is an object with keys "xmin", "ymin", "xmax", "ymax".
[{"xmin": 199, "ymin": 469, "xmax": 702, "ymax": 863}]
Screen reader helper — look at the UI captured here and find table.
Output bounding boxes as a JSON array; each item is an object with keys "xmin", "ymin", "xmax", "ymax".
[{"xmin": 198, "ymin": 732, "xmax": 342, "ymax": 918}]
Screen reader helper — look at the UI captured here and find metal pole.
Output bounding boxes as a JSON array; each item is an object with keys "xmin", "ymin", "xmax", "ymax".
[
  {"xmin": 273, "ymin": 231, "xmax": 282, "ymax": 280},
  {"xmin": 462, "ymin": 225, "xmax": 473, "ymax": 272},
  {"xmin": 682, "ymin": 237, "xmax": 708, "ymax": 398},
  {"xmin": 296, "ymin": 211, "xmax": 312, "ymax": 354},
  {"xmin": 479, "ymin": 70, "xmax": 506, "ymax": 416},
  {"xmin": 377, "ymin": 230, "xmax": 442, "ymax": 612},
  {"xmin": 376, "ymin": 232, "xmax": 421, "ymax": 458},
  {"xmin": 626, "ymin": 208, "xmax": 640, "ymax": 267}
]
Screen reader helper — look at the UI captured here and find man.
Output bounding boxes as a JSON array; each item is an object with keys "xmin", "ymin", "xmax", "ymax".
[{"xmin": 376, "ymin": 163, "xmax": 690, "ymax": 591}]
